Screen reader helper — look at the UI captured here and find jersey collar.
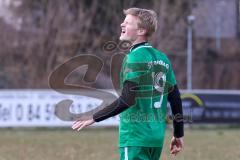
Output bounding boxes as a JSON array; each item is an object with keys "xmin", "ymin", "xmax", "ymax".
[{"xmin": 130, "ymin": 42, "xmax": 151, "ymax": 52}]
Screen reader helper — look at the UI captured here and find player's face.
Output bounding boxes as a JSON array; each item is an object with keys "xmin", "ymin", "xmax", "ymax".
[{"xmin": 119, "ymin": 14, "xmax": 140, "ymax": 42}]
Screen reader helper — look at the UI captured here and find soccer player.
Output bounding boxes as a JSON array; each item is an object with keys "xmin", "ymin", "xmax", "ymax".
[{"xmin": 72, "ymin": 8, "xmax": 184, "ymax": 160}]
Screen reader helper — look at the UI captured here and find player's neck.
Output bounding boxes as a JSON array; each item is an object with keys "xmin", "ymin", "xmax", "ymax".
[{"xmin": 132, "ymin": 37, "xmax": 148, "ymax": 46}]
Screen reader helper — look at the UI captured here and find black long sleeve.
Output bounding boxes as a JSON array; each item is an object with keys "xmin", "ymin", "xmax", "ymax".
[
  {"xmin": 93, "ymin": 81, "xmax": 138, "ymax": 122},
  {"xmin": 168, "ymin": 85, "xmax": 184, "ymax": 138}
]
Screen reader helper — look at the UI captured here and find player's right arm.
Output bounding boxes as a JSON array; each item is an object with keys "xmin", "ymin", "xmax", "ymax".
[
  {"xmin": 168, "ymin": 84, "xmax": 184, "ymax": 155},
  {"xmin": 168, "ymin": 85, "xmax": 184, "ymax": 138}
]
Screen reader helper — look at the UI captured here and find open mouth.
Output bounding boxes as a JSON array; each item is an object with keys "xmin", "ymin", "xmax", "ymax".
[{"xmin": 121, "ymin": 29, "xmax": 126, "ymax": 34}]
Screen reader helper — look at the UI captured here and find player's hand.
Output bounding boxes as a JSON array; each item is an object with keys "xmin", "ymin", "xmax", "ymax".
[
  {"xmin": 72, "ymin": 118, "xmax": 95, "ymax": 131},
  {"xmin": 170, "ymin": 136, "xmax": 184, "ymax": 156}
]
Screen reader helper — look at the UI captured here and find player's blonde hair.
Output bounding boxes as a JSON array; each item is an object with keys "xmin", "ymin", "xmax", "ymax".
[{"xmin": 124, "ymin": 8, "xmax": 158, "ymax": 37}]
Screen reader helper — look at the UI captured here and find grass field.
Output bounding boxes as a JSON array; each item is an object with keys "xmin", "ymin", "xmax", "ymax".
[{"xmin": 0, "ymin": 127, "xmax": 239, "ymax": 160}]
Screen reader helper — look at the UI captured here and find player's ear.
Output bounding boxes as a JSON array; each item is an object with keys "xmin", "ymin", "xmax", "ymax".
[{"xmin": 138, "ymin": 28, "xmax": 147, "ymax": 36}]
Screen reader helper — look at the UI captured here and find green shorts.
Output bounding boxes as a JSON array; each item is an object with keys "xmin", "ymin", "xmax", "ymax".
[{"xmin": 119, "ymin": 146, "xmax": 162, "ymax": 160}]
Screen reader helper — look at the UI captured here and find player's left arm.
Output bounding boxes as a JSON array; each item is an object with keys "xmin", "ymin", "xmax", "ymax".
[
  {"xmin": 72, "ymin": 80, "xmax": 138, "ymax": 131},
  {"xmin": 168, "ymin": 84, "xmax": 184, "ymax": 155}
]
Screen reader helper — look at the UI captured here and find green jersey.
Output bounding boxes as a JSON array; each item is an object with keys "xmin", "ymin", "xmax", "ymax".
[{"xmin": 119, "ymin": 42, "xmax": 176, "ymax": 147}]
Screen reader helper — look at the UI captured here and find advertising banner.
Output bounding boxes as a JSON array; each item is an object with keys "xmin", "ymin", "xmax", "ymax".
[{"xmin": 0, "ymin": 89, "xmax": 239, "ymax": 127}]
